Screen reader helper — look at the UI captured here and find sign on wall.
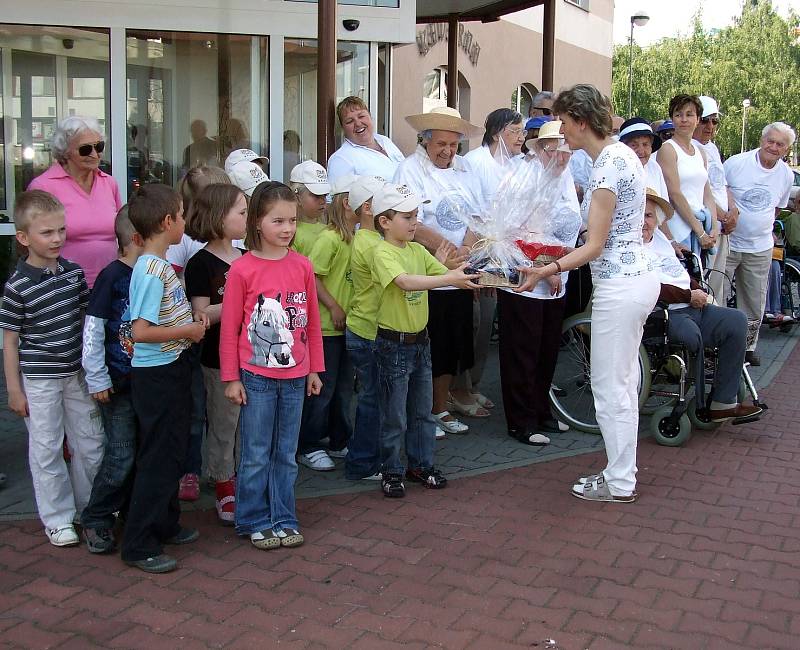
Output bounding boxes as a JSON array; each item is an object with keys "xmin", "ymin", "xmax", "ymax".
[{"xmin": 416, "ymin": 23, "xmax": 481, "ymax": 66}]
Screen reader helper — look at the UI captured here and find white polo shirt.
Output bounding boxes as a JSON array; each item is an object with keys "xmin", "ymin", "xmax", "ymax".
[{"xmin": 327, "ymin": 133, "xmax": 405, "ymax": 184}]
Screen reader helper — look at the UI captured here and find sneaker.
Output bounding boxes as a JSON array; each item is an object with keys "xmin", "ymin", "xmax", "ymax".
[
  {"xmin": 435, "ymin": 427, "xmax": 446, "ymax": 440},
  {"xmin": 125, "ymin": 554, "xmax": 177, "ymax": 573},
  {"xmin": 46, "ymin": 524, "xmax": 79, "ymax": 547},
  {"xmin": 327, "ymin": 447, "xmax": 348, "ymax": 459},
  {"xmin": 297, "ymin": 450, "xmax": 335, "ymax": 471},
  {"xmin": 406, "ymin": 467, "xmax": 448, "ymax": 489},
  {"xmin": 360, "ymin": 472, "xmax": 383, "ymax": 481},
  {"xmin": 250, "ymin": 530, "xmax": 281, "ymax": 550},
  {"xmin": 83, "ymin": 527, "xmax": 116, "ymax": 554},
  {"xmin": 275, "ymin": 527, "xmax": 304, "ymax": 547},
  {"xmin": 165, "ymin": 527, "xmax": 200, "ymax": 545},
  {"xmin": 215, "ymin": 478, "xmax": 236, "ymax": 525},
  {"xmin": 178, "ymin": 473, "xmax": 200, "ymax": 501},
  {"xmin": 382, "ymin": 472, "xmax": 406, "ymax": 498}
]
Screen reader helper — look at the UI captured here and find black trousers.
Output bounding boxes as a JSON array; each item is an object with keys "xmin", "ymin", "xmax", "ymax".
[
  {"xmin": 498, "ymin": 291, "xmax": 566, "ymax": 431},
  {"xmin": 121, "ymin": 351, "xmax": 192, "ymax": 562},
  {"xmin": 428, "ymin": 289, "xmax": 474, "ymax": 378}
]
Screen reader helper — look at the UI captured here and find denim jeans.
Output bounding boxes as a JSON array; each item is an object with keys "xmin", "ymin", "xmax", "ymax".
[
  {"xmin": 235, "ymin": 370, "xmax": 305, "ymax": 536},
  {"xmin": 183, "ymin": 344, "xmax": 206, "ymax": 476},
  {"xmin": 81, "ymin": 388, "xmax": 137, "ymax": 530},
  {"xmin": 298, "ymin": 336, "xmax": 354, "ymax": 454},
  {"xmin": 375, "ymin": 336, "xmax": 436, "ymax": 475},
  {"xmin": 344, "ymin": 329, "xmax": 380, "ymax": 479}
]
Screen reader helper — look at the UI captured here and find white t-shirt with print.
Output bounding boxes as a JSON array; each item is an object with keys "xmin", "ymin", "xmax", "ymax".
[
  {"xmin": 463, "ymin": 144, "xmax": 522, "ymax": 214},
  {"xmin": 724, "ymin": 148, "xmax": 793, "ymax": 253},
  {"xmin": 694, "ymin": 139, "xmax": 728, "ymax": 212},
  {"xmin": 645, "ymin": 157, "xmax": 669, "ymax": 200},
  {"xmin": 581, "ymin": 142, "xmax": 652, "ymax": 280}
]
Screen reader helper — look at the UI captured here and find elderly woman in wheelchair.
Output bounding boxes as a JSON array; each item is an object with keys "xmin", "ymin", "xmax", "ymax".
[{"xmin": 643, "ymin": 188, "xmax": 763, "ymax": 436}]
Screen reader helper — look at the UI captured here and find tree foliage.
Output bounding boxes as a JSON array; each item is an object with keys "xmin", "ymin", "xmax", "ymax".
[{"xmin": 611, "ymin": 0, "xmax": 800, "ymax": 158}]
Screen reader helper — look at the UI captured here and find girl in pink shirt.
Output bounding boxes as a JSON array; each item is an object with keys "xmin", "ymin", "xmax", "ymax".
[{"xmin": 219, "ymin": 181, "xmax": 323, "ymax": 550}]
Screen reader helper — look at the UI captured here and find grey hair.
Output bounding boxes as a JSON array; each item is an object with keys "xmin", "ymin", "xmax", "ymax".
[
  {"xmin": 419, "ymin": 128, "xmax": 464, "ymax": 141},
  {"xmin": 533, "ymin": 91, "xmax": 554, "ymax": 105},
  {"xmin": 762, "ymin": 121, "xmax": 796, "ymax": 147},
  {"xmin": 51, "ymin": 115, "xmax": 104, "ymax": 163}
]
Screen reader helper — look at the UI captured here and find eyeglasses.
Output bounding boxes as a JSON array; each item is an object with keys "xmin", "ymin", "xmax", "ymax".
[
  {"xmin": 700, "ymin": 117, "xmax": 720, "ymax": 126},
  {"xmin": 504, "ymin": 126, "xmax": 525, "ymax": 137},
  {"xmin": 77, "ymin": 141, "xmax": 105, "ymax": 156},
  {"xmin": 533, "ymin": 107, "xmax": 553, "ymax": 116}
]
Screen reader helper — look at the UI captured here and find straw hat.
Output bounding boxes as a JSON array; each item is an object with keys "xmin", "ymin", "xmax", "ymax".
[
  {"xmin": 525, "ymin": 120, "xmax": 564, "ymax": 151},
  {"xmin": 645, "ymin": 187, "xmax": 674, "ymax": 223},
  {"xmin": 405, "ymin": 106, "xmax": 483, "ymax": 139}
]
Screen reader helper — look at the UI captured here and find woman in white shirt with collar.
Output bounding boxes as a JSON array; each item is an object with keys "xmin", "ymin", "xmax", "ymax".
[{"xmin": 516, "ymin": 84, "xmax": 659, "ymax": 504}]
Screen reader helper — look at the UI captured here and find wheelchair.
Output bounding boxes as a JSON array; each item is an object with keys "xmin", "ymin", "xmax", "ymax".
[{"xmin": 549, "ymin": 254, "xmax": 766, "ymax": 447}]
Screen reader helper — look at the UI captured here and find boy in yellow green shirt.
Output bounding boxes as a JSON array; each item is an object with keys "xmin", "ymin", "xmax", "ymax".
[{"xmin": 289, "ymin": 160, "xmax": 330, "ymax": 257}]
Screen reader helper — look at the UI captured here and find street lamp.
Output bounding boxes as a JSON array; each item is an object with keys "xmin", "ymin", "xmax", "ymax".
[
  {"xmin": 628, "ymin": 11, "xmax": 650, "ymax": 118},
  {"xmin": 741, "ymin": 98, "xmax": 751, "ymax": 153}
]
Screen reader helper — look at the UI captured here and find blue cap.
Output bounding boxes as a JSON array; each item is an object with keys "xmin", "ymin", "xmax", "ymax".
[
  {"xmin": 656, "ymin": 120, "xmax": 674, "ymax": 133},
  {"xmin": 525, "ymin": 116, "xmax": 553, "ymax": 131}
]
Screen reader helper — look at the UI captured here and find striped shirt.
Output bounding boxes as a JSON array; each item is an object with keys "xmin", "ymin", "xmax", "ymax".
[
  {"xmin": 128, "ymin": 254, "xmax": 193, "ymax": 367},
  {"xmin": 0, "ymin": 257, "xmax": 89, "ymax": 378}
]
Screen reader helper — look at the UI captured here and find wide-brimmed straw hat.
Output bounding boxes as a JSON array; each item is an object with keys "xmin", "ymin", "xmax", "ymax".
[
  {"xmin": 405, "ymin": 106, "xmax": 483, "ymax": 139},
  {"xmin": 645, "ymin": 187, "xmax": 674, "ymax": 223},
  {"xmin": 525, "ymin": 120, "xmax": 564, "ymax": 151}
]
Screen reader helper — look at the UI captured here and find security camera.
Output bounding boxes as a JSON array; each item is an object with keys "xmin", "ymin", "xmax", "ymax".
[
  {"xmin": 62, "ymin": 39, "xmax": 75, "ymax": 50},
  {"xmin": 343, "ymin": 19, "xmax": 360, "ymax": 31}
]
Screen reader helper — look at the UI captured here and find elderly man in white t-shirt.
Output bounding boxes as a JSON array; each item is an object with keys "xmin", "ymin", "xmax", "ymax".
[
  {"xmin": 693, "ymin": 96, "xmax": 738, "ymax": 301},
  {"xmin": 724, "ymin": 121, "xmax": 795, "ymax": 365},
  {"xmin": 327, "ymin": 96, "xmax": 404, "ymax": 184},
  {"xmin": 393, "ymin": 107, "xmax": 484, "ymax": 435}
]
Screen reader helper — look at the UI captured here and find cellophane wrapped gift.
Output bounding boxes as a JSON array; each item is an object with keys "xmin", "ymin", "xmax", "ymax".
[{"xmin": 436, "ymin": 145, "xmax": 568, "ymax": 287}]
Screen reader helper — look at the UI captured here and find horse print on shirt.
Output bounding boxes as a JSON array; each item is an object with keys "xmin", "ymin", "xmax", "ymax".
[{"xmin": 247, "ymin": 293, "xmax": 296, "ymax": 368}]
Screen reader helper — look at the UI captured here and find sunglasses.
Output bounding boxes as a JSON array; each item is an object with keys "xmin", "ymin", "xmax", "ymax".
[
  {"xmin": 534, "ymin": 107, "xmax": 553, "ymax": 116},
  {"xmin": 77, "ymin": 141, "xmax": 105, "ymax": 156},
  {"xmin": 700, "ymin": 117, "xmax": 720, "ymax": 126}
]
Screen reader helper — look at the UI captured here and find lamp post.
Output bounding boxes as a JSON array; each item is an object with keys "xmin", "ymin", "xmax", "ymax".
[
  {"xmin": 741, "ymin": 98, "xmax": 751, "ymax": 153},
  {"xmin": 628, "ymin": 11, "xmax": 650, "ymax": 118}
]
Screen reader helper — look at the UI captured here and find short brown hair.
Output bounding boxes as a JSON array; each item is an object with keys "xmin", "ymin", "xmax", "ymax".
[
  {"xmin": 245, "ymin": 181, "xmax": 296, "ymax": 250},
  {"xmin": 14, "ymin": 190, "xmax": 64, "ymax": 232},
  {"xmin": 178, "ymin": 165, "xmax": 231, "ymax": 215},
  {"xmin": 127, "ymin": 183, "xmax": 182, "ymax": 240},
  {"xmin": 114, "ymin": 206, "xmax": 138, "ymax": 253},
  {"xmin": 336, "ymin": 96, "xmax": 369, "ymax": 127},
  {"xmin": 185, "ymin": 183, "xmax": 244, "ymax": 242},
  {"xmin": 553, "ymin": 84, "xmax": 613, "ymax": 138},
  {"xmin": 374, "ymin": 209, "xmax": 397, "ymax": 236},
  {"xmin": 669, "ymin": 94, "xmax": 702, "ymax": 119}
]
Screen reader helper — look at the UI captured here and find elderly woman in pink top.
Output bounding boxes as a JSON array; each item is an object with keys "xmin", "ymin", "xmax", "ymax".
[{"xmin": 28, "ymin": 116, "xmax": 122, "ymax": 287}]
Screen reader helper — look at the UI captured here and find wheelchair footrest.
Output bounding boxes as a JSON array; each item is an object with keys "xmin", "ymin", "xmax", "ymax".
[{"xmin": 731, "ymin": 412, "xmax": 762, "ymax": 425}]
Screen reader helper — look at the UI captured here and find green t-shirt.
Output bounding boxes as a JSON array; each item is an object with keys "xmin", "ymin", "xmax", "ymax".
[
  {"xmin": 371, "ymin": 240, "xmax": 447, "ymax": 334},
  {"xmin": 346, "ymin": 228, "xmax": 383, "ymax": 341},
  {"xmin": 308, "ymin": 227, "xmax": 353, "ymax": 337},
  {"xmin": 292, "ymin": 220, "xmax": 327, "ymax": 258}
]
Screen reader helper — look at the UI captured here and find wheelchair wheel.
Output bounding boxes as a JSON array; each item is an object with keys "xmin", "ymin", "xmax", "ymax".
[
  {"xmin": 651, "ymin": 405, "xmax": 692, "ymax": 446},
  {"xmin": 782, "ymin": 259, "xmax": 800, "ymax": 317},
  {"xmin": 549, "ymin": 314, "xmax": 651, "ymax": 434},
  {"xmin": 686, "ymin": 397, "xmax": 720, "ymax": 431}
]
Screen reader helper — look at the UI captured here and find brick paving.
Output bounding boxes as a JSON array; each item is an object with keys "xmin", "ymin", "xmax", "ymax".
[{"xmin": 0, "ymin": 332, "xmax": 799, "ymax": 647}]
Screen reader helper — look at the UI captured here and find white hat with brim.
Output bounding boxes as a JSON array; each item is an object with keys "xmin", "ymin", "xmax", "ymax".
[
  {"xmin": 349, "ymin": 175, "xmax": 386, "ymax": 212},
  {"xmin": 699, "ymin": 95, "xmax": 722, "ymax": 118},
  {"xmin": 372, "ymin": 182, "xmax": 430, "ymax": 216},
  {"xmin": 290, "ymin": 160, "xmax": 331, "ymax": 195},
  {"xmin": 405, "ymin": 106, "xmax": 484, "ymax": 139},
  {"xmin": 645, "ymin": 187, "xmax": 674, "ymax": 223},
  {"xmin": 229, "ymin": 161, "xmax": 270, "ymax": 197},
  {"xmin": 225, "ymin": 148, "xmax": 269, "ymax": 174},
  {"xmin": 525, "ymin": 120, "xmax": 565, "ymax": 151},
  {"xmin": 331, "ymin": 173, "xmax": 357, "ymax": 196}
]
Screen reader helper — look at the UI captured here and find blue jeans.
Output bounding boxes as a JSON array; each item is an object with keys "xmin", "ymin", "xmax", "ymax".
[
  {"xmin": 80, "ymin": 388, "xmax": 137, "ymax": 530},
  {"xmin": 375, "ymin": 336, "xmax": 436, "ymax": 475},
  {"xmin": 344, "ymin": 329, "xmax": 380, "ymax": 479},
  {"xmin": 235, "ymin": 370, "xmax": 305, "ymax": 535},
  {"xmin": 182, "ymin": 344, "xmax": 205, "ymax": 476},
  {"xmin": 298, "ymin": 336, "xmax": 354, "ymax": 454}
]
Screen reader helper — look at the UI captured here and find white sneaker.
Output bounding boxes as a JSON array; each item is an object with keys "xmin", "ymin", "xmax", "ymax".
[
  {"xmin": 435, "ymin": 427, "xmax": 446, "ymax": 440},
  {"xmin": 327, "ymin": 447, "xmax": 348, "ymax": 459},
  {"xmin": 46, "ymin": 524, "xmax": 79, "ymax": 547},
  {"xmin": 298, "ymin": 450, "xmax": 335, "ymax": 471},
  {"xmin": 361, "ymin": 472, "xmax": 383, "ymax": 480}
]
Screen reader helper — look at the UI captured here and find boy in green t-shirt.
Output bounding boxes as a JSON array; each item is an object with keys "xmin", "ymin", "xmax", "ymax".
[
  {"xmin": 370, "ymin": 183, "xmax": 478, "ymax": 498},
  {"xmin": 289, "ymin": 160, "xmax": 330, "ymax": 257}
]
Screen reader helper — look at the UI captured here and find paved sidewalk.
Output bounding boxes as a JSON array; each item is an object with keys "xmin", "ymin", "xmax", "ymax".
[{"xmin": 0, "ymin": 327, "xmax": 799, "ymax": 648}]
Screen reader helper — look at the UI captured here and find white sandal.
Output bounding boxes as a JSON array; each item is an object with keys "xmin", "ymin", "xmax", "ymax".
[
  {"xmin": 448, "ymin": 394, "xmax": 490, "ymax": 418},
  {"xmin": 432, "ymin": 411, "xmax": 469, "ymax": 434},
  {"xmin": 471, "ymin": 392, "xmax": 495, "ymax": 409}
]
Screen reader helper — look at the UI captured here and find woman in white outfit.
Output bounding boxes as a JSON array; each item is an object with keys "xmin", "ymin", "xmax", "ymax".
[
  {"xmin": 516, "ymin": 84, "xmax": 659, "ymax": 502},
  {"xmin": 656, "ymin": 94, "xmax": 718, "ymax": 257}
]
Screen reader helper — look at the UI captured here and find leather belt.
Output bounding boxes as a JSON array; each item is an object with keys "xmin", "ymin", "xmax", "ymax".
[{"xmin": 377, "ymin": 327, "xmax": 429, "ymax": 344}]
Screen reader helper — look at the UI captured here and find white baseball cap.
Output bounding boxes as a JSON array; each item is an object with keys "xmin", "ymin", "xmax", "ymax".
[
  {"xmin": 371, "ymin": 182, "xmax": 429, "ymax": 216},
  {"xmin": 348, "ymin": 175, "xmax": 385, "ymax": 212},
  {"xmin": 224, "ymin": 148, "xmax": 269, "ymax": 174},
  {"xmin": 290, "ymin": 160, "xmax": 331, "ymax": 195},
  {"xmin": 331, "ymin": 173, "xmax": 357, "ymax": 196},
  {"xmin": 228, "ymin": 161, "xmax": 270, "ymax": 197},
  {"xmin": 699, "ymin": 96, "xmax": 722, "ymax": 118}
]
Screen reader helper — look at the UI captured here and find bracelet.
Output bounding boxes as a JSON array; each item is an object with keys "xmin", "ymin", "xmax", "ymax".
[{"xmin": 553, "ymin": 260, "xmax": 562, "ymax": 274}]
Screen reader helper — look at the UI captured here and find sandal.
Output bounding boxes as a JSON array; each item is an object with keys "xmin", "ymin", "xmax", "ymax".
[
  {"xmin": 448, "ymin": 394, "xmax": 490, "ymax": 418},
  {"xmin": 471, "ymin": 392, "xmax": 495, "ymax": 409},
  {"xmin": 250, "ymin": 529, "xmax": 281, "ymax": 550},
  {"xmin": 432, "ymin": 411, "xmax": 469, "ymax": 434},
  {"xmin": 571, "ymin": 475, "xmax": 636, "ymax": 503},
  {"xmin": 276, "ymin": 528, "xmax": 304, "ymax": 548}
]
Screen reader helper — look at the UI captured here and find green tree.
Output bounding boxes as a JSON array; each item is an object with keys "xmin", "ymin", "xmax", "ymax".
[{"xmin": 612, "ymin": 0, "xmax": 800, "ymax": 158}]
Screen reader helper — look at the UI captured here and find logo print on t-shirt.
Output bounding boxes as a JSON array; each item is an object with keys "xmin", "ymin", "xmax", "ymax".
[
  {"xmin": 247, "ymin": 293, "xmax": 297, "ymax": 369},
  {"xmin": 739, "ymin": 186, "xmax": 772, "ymax": 212},
  {"xmin": 435, "ymin": 190, "xmax": 467, "ymax": 232}
]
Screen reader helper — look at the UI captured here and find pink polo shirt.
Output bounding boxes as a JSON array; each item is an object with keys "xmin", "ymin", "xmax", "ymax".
[{"xmin": 28, "ymin": 164, "xmax": 122, "ymax": 287}]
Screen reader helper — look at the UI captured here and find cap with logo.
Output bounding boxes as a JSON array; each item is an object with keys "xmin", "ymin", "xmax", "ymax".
[
  {"xmin": 289, "ymin": 160, "xmax": 331, "ymax": 195},
  {"xmin": 225, "ymin": 148, "xmax": 269, "ymax": 174},
  {"xmin": 348, "ymin": 175, "xmax": 386, "ymax": 212},
  {"xmin": 371, "ymin": 182, "xmax": 430, "ymax": 216},
  {"xmin": 331, "ymin": 173, "xmax": 357, "ymax": 196},
  {"xmin": 228, "ymin": 161, "xmax": 270, "ymax": 197}
]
